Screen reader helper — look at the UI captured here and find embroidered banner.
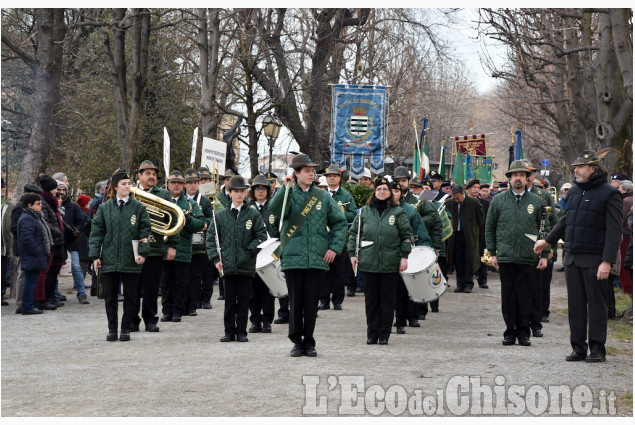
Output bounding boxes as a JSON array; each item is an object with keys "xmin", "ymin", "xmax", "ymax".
[
  {"xmin": 330, "ymin": 85, "xmax": 387, "ymax": 177},
  {"xmin": 454, "ymin": 134, "xmax": 487, "ymax": 156}
]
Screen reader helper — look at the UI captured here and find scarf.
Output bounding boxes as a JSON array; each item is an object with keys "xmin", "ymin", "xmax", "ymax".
[
  {"xmin": 372, "ymin": 198, "xmax": 389, "ymax": 217},
  {"xmin": 24, "ymin": 207, "xmax": 53, "ymax": 259},
  {"xmin": 41, "ymin": 190, "xmax": 65, "ymax": 235}
]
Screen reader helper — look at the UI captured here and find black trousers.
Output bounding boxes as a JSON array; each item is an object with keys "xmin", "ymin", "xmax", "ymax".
[
  {"xmin": 606, "ymin": 278, "xmax": 616, "ymax": 318},
  {"xmin": 362, "ymin": 271, "xmax": 398, "ymax": 340},
  {"xmin": 224, "ymin": 274, "xmax": 253, "ymax": 336},
  {"xmin": 250, "ymin": 274, "xmax": 275, "ymax": 325},
  {"xmin": 565, "ymin": 264, "xmax": 608, "ymax": 357},
  {"xmin": 453, "ymin": 232, "xmax": 473, "ymax": 289},
  {"xmin": 161, "ymin": 260, "xmax": 190, "ymax": 316},
  {"xmin": 530, "ymin": 267, "xmax": 545, "ymax": 332},
  {"xmin": 135, "ymin": 255, "xmax": 163, "ymax": 325},
  {"xmin": 344, "ymin": 253, "xmax": 355, "ymax": 291},
  {"xmin": 395, "ymin": 275, "xmax": 418, "ymax": 326},
  {"xmin": 102, "ymin": 272, "xmax": 140, "ymax": 331},
  {"xmin": 542, "ymin": 262, "xmax": 554, "ymax": 318},
  {"xmin": 477, "ymin": 262, "xmax": 488, "ymax": 286},
  {"xmin": 499, "ymin": 263, "xmax": 533, "ymax": 340},
  {"xmin": 277, "ymin": 296, "xmax": 289, "ymax": 320},
  {"xmin": 285, "ymin": 269, "xmax": 324, "ymax": 348},
  {"xmin": 320, "ymin": 252, "xmax": 346, "ymax": 305},
  {"xmin": 44, "ymin": 263, "xmax": 63, "ymax": 301},
  {"xmin": 1, "ymin": 255, "xmax": 8, "ymax": 295},
  {"xmin": 189, "ymin": 253, "xmax": 213, "ymax": 310}
]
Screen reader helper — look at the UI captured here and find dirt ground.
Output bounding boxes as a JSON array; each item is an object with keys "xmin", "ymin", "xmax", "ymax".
[{"xmin": 1, "ymin": 260, "xmax": 632, "ymax": 417}]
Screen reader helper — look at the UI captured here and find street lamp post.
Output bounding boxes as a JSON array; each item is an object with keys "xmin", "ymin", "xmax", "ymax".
[{"xmin": 262, "ymin": 114, "xmax": 283, "ymax": 174}]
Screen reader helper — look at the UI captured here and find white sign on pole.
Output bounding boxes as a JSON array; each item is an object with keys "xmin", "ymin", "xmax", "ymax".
[
  {"xmin": 190, "ymin": 127, "xmax": 198, "ymax": 166},
  {"xmin": 201, "ymin": 137, "xmax": 227, "ymax": 176}
]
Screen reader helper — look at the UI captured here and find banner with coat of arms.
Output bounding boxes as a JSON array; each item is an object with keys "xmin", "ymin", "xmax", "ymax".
[{"xmin": 330, "ymin": 85, "xmax": 387, "ymax": 177}]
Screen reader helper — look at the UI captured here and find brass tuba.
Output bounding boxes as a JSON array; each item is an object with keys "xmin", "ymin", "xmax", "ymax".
[{"xmin": 130, "ymin": 187, "xmax": 185, "ymax": 237}]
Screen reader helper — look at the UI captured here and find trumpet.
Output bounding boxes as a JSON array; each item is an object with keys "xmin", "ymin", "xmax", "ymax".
[
  {"xmin": 131, "ymin": 187, "xmax": 185, "ymax": 237},
  {"xmin": 548, "ymin": 186, "xmax": 558, "ymax": 204},
  {"xmin": 481, "ymin": 248, "xmax": 493, "ymax": 266}
]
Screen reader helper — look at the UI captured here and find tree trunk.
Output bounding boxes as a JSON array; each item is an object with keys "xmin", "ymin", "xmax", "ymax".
[
  {"xmin": 14, "ymin": 9, "xmax": 66, "ymax": 199},
  {"xmin": 198, "ymin": 8, "xmax": 221, "ymax": 145}
]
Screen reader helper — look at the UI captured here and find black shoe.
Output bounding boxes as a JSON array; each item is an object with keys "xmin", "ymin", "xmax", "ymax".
[
  {"xmin": 304, "ymin": 347, "xmax": 317, "ymax": 357},
  {"xmin": 130, "ymin": 323, "xmax": 140, "ymax": 332},
  {"xmin": 274, "ymin": 316, "xmax": 289, "ymax": 324},
  {"xmin": 22, "ymin": 308, "xmax": 43, "ymax": 315},
  {"xmin": 15, "ymin": 308, "xmax": 22, "ymax": 314},
  {"xmin": 249, "ymin": 323, "xmax": 262, "ymax": 333},
  {"xmin": 333, "ymin": 303, "xmax": 342, "ymax": 310},
  {"xmin": 518, "ymin": 337, "xmax": 531, "ymax": 346},
  {"xmin": 57, "ymin": 295, "xmax": 67, "ymax": 302},
  {"xmin": 38, "ymin": 302, "xmax": 57, "ymax": 310},
  {"xmin": 566, "ymin": 351, "xmax": 587, "ymax": 362},
  {"xmin": 119, "ymin": 330, "xmax": 130, "ymax": 341},
  {"xmin": 145, "ymin": 323, "xmax": 160, "ymax": 332},
  {"xmin": 290, "ymin": 343, "xmax": 303, "ymax": 357},
  {"xmin": 237, "ymin": 334, "xmax": 248, "ymax": 342},
  {"xmin": 172, "ymin": 314, "xmax": 181, "ymax": 322},
  {"xmin": 202, "ymin": 302, "xmax": 212, "ymax": 309},
  {"xmin": 106, "ymin": 330, "xmax": 118, "ymax": 342},
  {"xmin": 379, "ymin": 339, "xmax": 389, "ymax": 345},
  {"xmin": 262, "ymin": 323, "xmax": 272, "ymax": 333},
  {"xmin": 540, "ymin": 315, "xmax": 550, "ymax": 323},
  {"xmin": 217, "ymin": 295, "xmax": 225, "ymax": 300},
  {"xmin": 532, "ymin": 329, "xmax": 544, "ymax": 338},
  {"xmin": 454, "ymin": 288, "xmax": 464, "ymax": 293},
  {"xmin": 220, "ymin": 334, "xmax": 235, "ymax": 342},
  {"xmin": 502, "ymin": 336, "xmax": 515, "ymax": 346},
  {"xmin": 585, "ymin": 353, "xmax": 606, "ymax": 363},
  {"xmin": 188, "ymin": 310, "xmax": 197, "ymax": 316},
  {"xmin": 347, "ymin": 289, "xmax": 355, "ymax": 297},
  {"xmin": 160, "ymin": 314, "xmax": 172, "ymax": 322},
  {"xmin": 396, "ymin": 326, "xmax": 406, "ymax": 334},
  {"xmin": 463, "ymin": 288, "xmax": 472, "ymax": 293},
  {"xmin": 409, "ymin": 320, "xmax": 420, "ymax": 327},
  {"xmin": 367, "ymin": 338, "xmax": 378, "ymax": 344},
  {"xmin": 431, "ymin": 308, "xmax": 439, "ymax": 313},
  {"xmin": 419, "ymin": 314, "xmax": 427, "ymax": 320},
  {"xmin": 317, "ymin": 303, "xmax": 330, "ymax": 310},
  {"xmin": 479, "ymin": 285, "xmax": 489, "ymax": 289},
  {"xmin": 356, "ymin": 286, "xmax": 364, "ymax": 293},
  {"xmin": 197, "ymin": 301, "xmax": 202, "ymax": 309}
]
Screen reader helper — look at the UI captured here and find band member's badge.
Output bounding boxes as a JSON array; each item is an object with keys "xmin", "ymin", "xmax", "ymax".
[
  {"xmin": 148, "ymin": 234, "xmax": 156, "ymax": 243},
  {"xmin": 245, "ymin": 219, "xmax": 253, "ymax": 230},
  {"xmin": 388, "ymin": 215, "xmax": 395, "ymax": 225},
  {"xmin": 268, "ymin": 214, "xmax": 275, "ymax": 225},
  {"xmin": 527, "ymin": 204, "xmax": 535, "ymax": 214},
  {"xmin": 130, "ymin": 214, "xmax": 137, "ymax": 225},
  {"xmin": 316, "ymin": 201, "xmax": 322, "ymax": 210}
]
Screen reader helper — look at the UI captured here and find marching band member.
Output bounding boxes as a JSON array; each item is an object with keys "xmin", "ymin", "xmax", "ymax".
[
  {"xmin": 89, "ymin": 169, "xmax": 151, "ymax": 342},
  {"xmin": 248, "ymin": 174, "xmax": 279, "ymax": 333},
  {"xmin": 216, "ymin": 169, "xmax": 236, "ymax": 209},
  {"xmin": 318, "ymin": 165, "xmax": 357, "ymax": 311},
  {"xmin": 393, "ymin": 166, "xmax": 418, "ymax": 204},
  {"xmin": 207, "ymin": 175, "xmax": 267, "ymax": 342},
  {"xmin": 159, "ymin": 170, "xmax": 205, "ymax": 323},
  {"xmin": 416, "ymin": 196, "xmax": 445, "ymax": 317},
  {"xmin": 268, "ymin": 154, "xmax": 347, "ymax": 357},
  {"xmin": 348, "ymin": 177, "xmax": 413, "ymax": 345}
]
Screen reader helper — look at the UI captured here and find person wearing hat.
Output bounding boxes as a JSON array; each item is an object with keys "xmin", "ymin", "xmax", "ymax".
[
  {"xmin": 441, "ymin": 181, "xmax": 452, "ymax": 196},
  {"xmin": 393, "ymin": 166, "xmax": 418, "ymax": 205},
  {"xmin": 265, "ymin": 172, "xmax": 279, "ymax": 195},
  {"xmin": 319, "ymin": 165, "xmax": 357, "ymax": 310},
  {"xmin": 198, "ymin": 166, "xmax": 212, "ymax": 184},
  {"xmin": 498, "ymin": 181, "xmax": 508, "ymax": 192},
  {"xmin": 610, "ymin": 172, "xmax": 628, "ymax": 188},
  {"xmin": 559, "ymin": 182, "xmax": 572, "ymax": 211},
  {"xmin": 216, "ymin": 169, "xmax": 237, "ymax": 209},
  {"xmin": 486, "ymin": 160, "xmax": 549, "ymax": 347},
  {"xmin": 133, "ymin": 160, "xmax": 180, "ymax": 333},
  {"xmin": 409, "ymin": 178, "xmax": 424, "ymax": 198},
  {"xmin": 465, "ymin": 179, "xmax": 490, "ymax": 289},
  {"xmin": 535, "ymin": 150, "xmax": 622, "ymax": 362},
  {"xmin": 89, "ymin": 169, "xmax": 152, "ymax": 341},
  {"xmin": 390, "ymin": 180, "xmax": 431, "ymax": 332},
  {"xmin": 183, "ymin": 168, "xmax": 217, "ymax": 312},
  {"xmin": 347, "ymin": 177, "xmax": 413, "ymax": 345},
  {"xmin": 2, "ymin": 178, "xmax": 14, "ymax": 306},
  {"xmin": 159, "ymin": 170, "xmax": 205, "ymax": 323},
  {"xmin": 207, "ymin": 175, "xmax": 267, "ymax": 342},
  {"xmin": 268, "ymin": 153, "xmax": 347, "ymax": 357},
  {"xmin": 247, "ymin": 174, "xmax": 280, "ymax": 333},
  {"xmin": 9, "ymin": 184, "xmax": 43, "ymax": 313},
  {"xmin": 360, "ymin": 168, "xmax": 374, "ymax": 188},
  {"xmin": 479, "ymin": 183, "xmax": 493, "ymax": 202},
  {"xmin": 444, "ymin": 184, "xmax": 484, "ymax": 294}
]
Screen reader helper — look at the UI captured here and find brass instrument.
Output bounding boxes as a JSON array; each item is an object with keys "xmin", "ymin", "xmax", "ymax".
[
  {"xmin": 131, "ymin": 187, "xmax": 185, "ymax": 237},
  {"xmin": 199, "ymin": 181, "xmax": 218, "ymax": 203},
  {"xmin": 548, "ymin": 186, "xmax": 558, "ymax": 204},
  {"xmin": 337, "ymin": 201, "xmax": 350, "ymax": 214},
  {"xmin": 481, "ymin": 248, "xmax": 493, "ymax": 266}
]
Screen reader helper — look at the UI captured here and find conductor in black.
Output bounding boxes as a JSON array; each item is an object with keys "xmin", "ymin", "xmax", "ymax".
[{"xmin": 535, "ymin": 150, "xmax": 622, "ymax": 363}]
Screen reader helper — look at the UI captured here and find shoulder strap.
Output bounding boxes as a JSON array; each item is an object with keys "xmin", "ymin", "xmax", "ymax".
[{"xmin": 272, "ymin": 185, "xmax": 321, "ymax": 260}]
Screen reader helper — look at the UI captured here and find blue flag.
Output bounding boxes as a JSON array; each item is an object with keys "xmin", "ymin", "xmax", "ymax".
[
  {"xmin": 331, "ymin": 85, "xmax": 387, "ymax": 177},
  {"xmin": 515, "ymin": 129, "xmax": 523, "ymax": 160}
]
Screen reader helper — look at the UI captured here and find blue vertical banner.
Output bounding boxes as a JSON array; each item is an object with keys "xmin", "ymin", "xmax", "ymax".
[
  {"xmin": 514, "ymin": 128, "xmax": 523, "ymax": 160},
  {"xmin": 330, "ymin": 85, "xmax": 387, "ymax": 177}
]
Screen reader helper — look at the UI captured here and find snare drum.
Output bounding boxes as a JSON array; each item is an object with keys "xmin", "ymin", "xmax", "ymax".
[
  {"xmin": 399, "ymin": 246, "xmax": 447, "ymax": 303},
  {"xmin": 255, "ymin": 241, "xmax": 288, "ymax": 298}
]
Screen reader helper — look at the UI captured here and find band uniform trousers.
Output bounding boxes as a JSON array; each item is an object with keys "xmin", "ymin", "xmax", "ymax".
[
  {"xmin": 530, "ymin": 267, "xmax": 545, "ymax": 332},
  {"xmin": 320, "ymin": 252, "xmax": 346, "ymax": 306},
  {"xmin": 224, "ymin": 274, "xmax": 253, "ymax": 336},
  {"xmin": 362, "ymin": 271, "xmax": 398, "ymax": 341},
  {"xmin": 134, "ymin": 255, "xmax": 164, "ymax": 326},
  {"xmin": 102, "ymin": 271, "xmax": 140, "ymax": 331},
  {"xmin": 277, "ymin": 296, "xmax": 289, "ymax": 320},
  {"xmin": 541, "ymin": 262, "xmax": 553, "ymax": 319},
  {"xmin": 250, "ymin": 274, "xmax": 275, "ymax": 325},
  {"xmin": 189, "ymin": 253, "xmax": 213, "ymax": 310},
  {"xmin": 565, "ymin": 260, "xmax": 608, "ymax": 357},
  {"xmin": 160, "ymin": 260, "xmax": 190, "ymax": 317},
  {"xmin": 395, "ymin": 275, "xmax": 418, "ymax": 326},
  {"xmin": 285, "ymin": 269, "xmax": 325, "ymax": 348},
  {"xmin": 499, "ymin": 263, "xmax": 533, "ymax": 340},
  {"xmin": 453, "ymin": 231, "xmax": 474, "ymax": 290}
]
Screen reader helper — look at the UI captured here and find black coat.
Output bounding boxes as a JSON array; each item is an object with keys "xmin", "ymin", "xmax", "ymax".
[
  {"xmin": 62, "ymin": 196, "xmax": 87, "ymax": 252},
  {"xmin": 17, "ymin": 211, "xmax": 49, "ymax": 271},
  {"xmin": 10, "ymin": 200, "xmax": 23, "ymax": 255},
  {"xmin": 445, "ymin": 194, "xmax": 484, "ymax": 272}
]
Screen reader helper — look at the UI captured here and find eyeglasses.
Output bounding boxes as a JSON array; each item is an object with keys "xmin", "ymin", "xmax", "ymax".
[
  {"xmin": 55, "ymin": 193, "xmax": 63, "ymax": 198},
  {"xmin": 375, "ymin": 187, "xmax": 391, "ymax": 192}
]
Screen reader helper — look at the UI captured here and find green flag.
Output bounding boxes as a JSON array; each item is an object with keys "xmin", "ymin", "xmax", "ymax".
[
  {"xmin": 412, "ymin": 129, "xmax": 421, "ymax": 180},
  {"xmin": 452, "ymin": 149, "xmax": 464, "ymax": 185}
]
